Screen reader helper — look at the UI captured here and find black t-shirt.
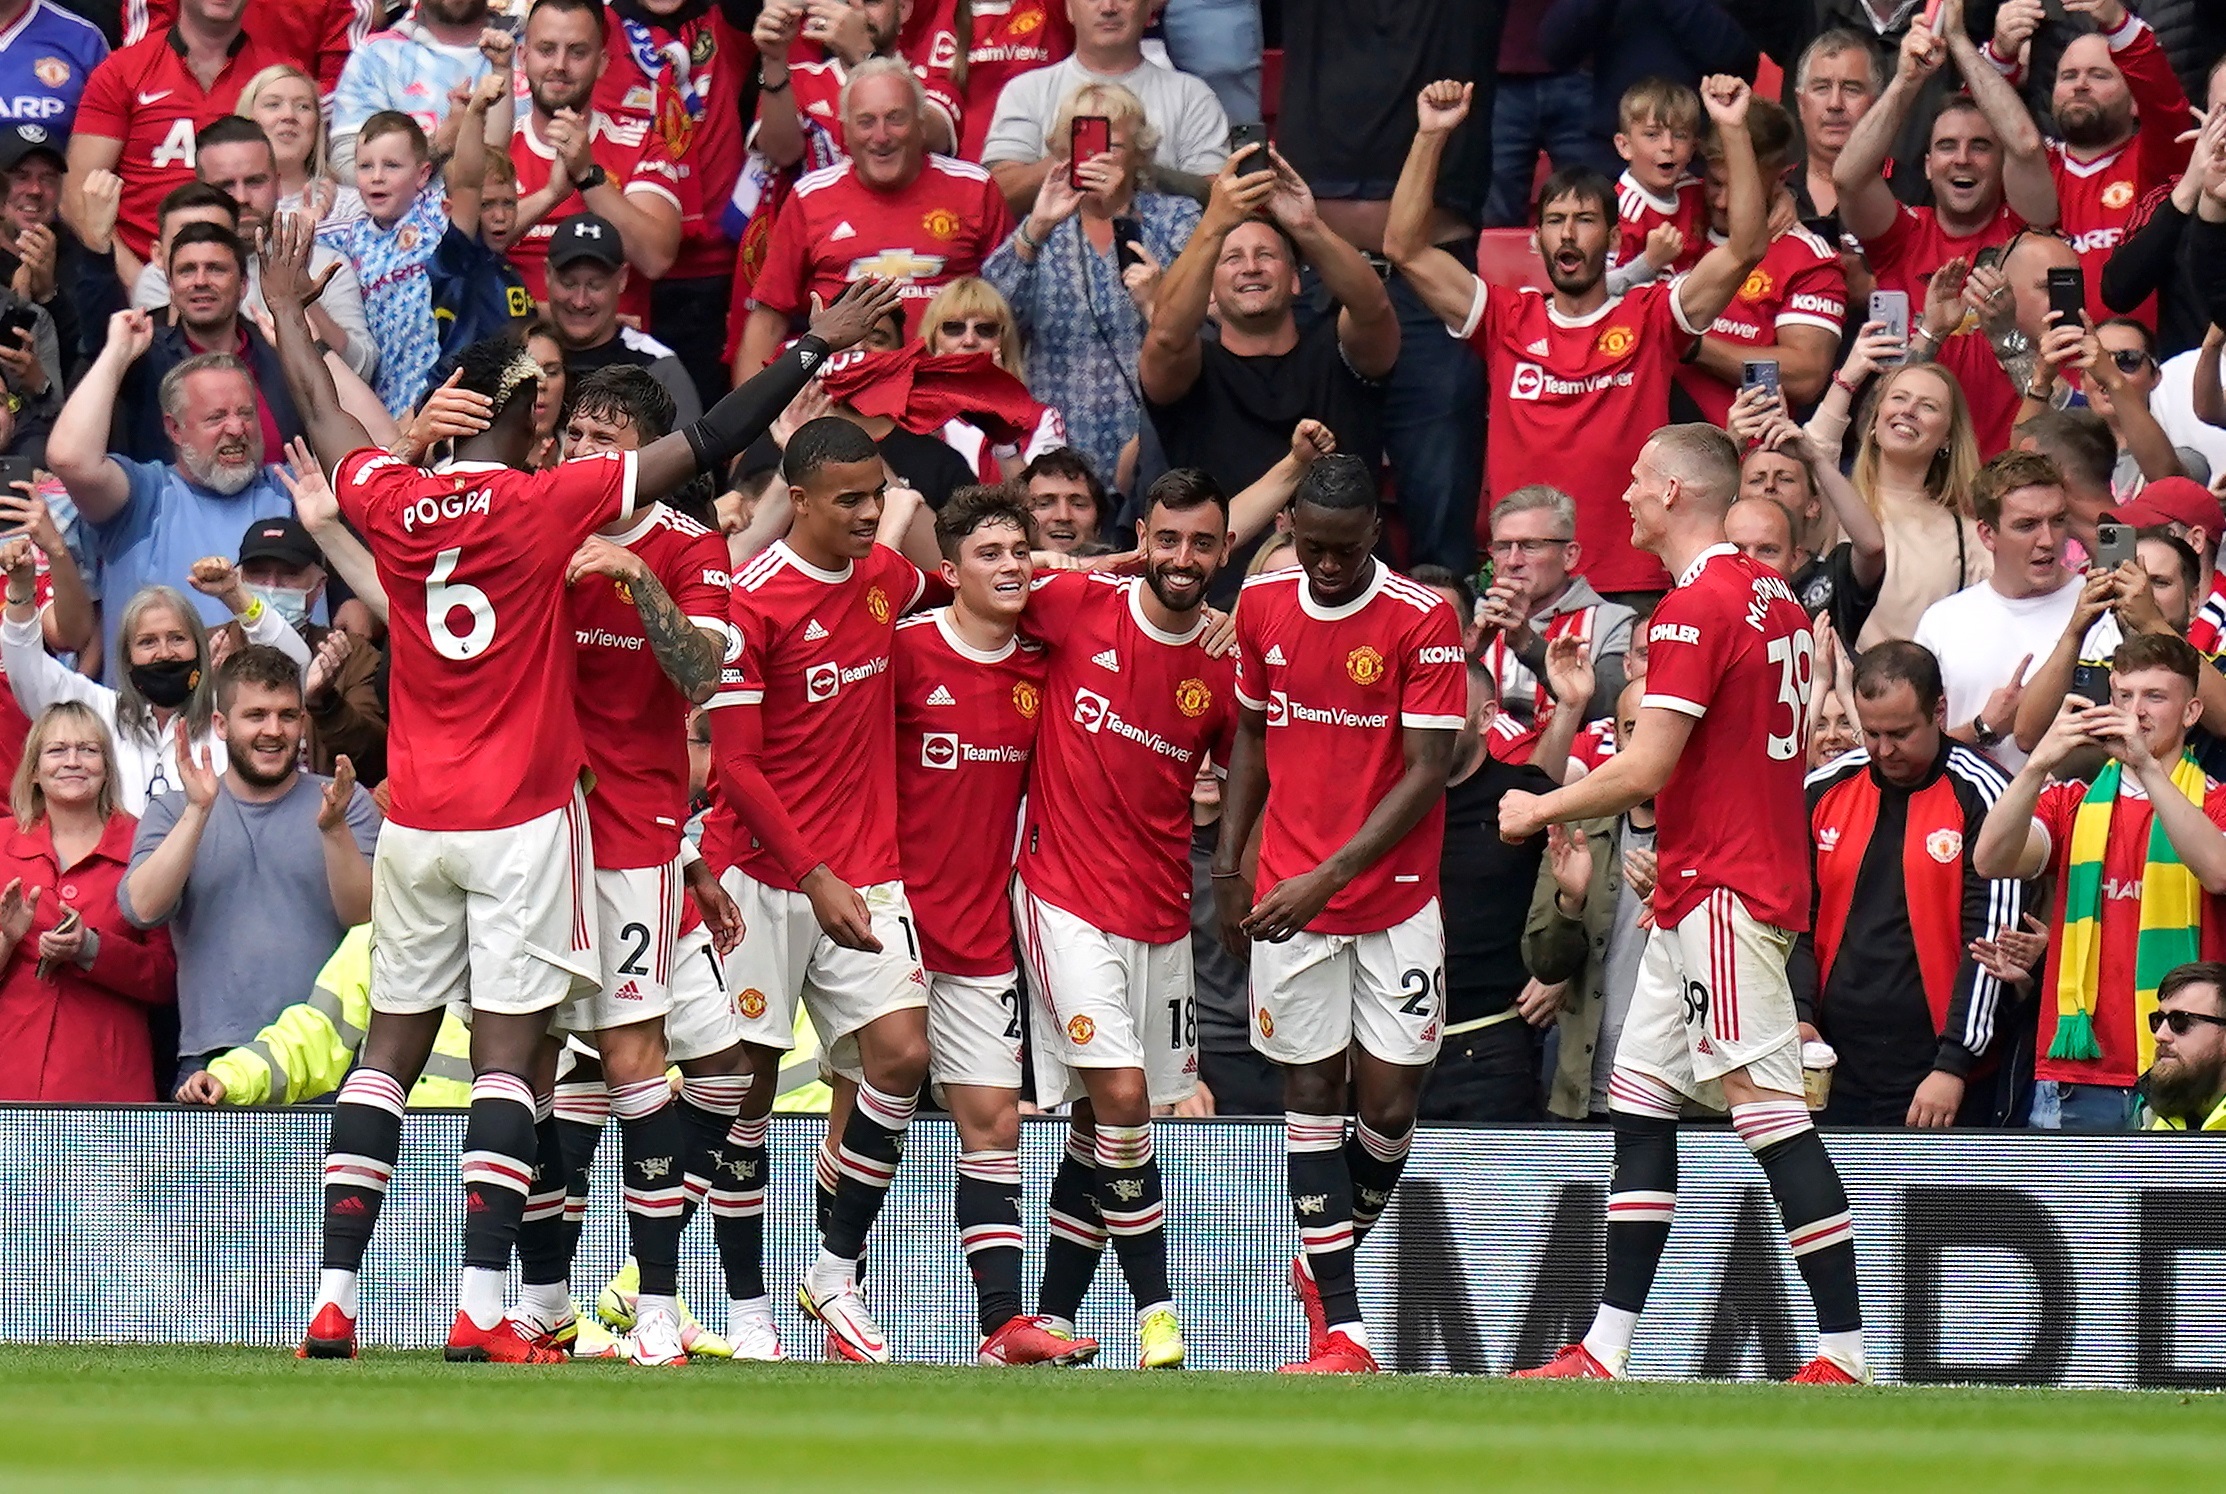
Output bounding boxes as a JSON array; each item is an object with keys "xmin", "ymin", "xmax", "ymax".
[
  {"xmin": 1794, "ymin": 542, "xmax": 1880, "ymax": 650},
  {"xmin": 1441, "ymin": 752, "xmax": 1554, "ymax": 1025},
  {"xmin": 1145, "ymin": 316, "xmax": 1384, "ymax": 602},
  {"xmin": 878, "ymin": 428, "xmax": 976, "ymax": 511},
  {"xmin": 1276, "ymin": 0, "xmax": 1503, "ymax": 219}
]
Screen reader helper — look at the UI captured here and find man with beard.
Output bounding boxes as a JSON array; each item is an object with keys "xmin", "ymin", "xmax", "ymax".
[
  {"xmin": 1984, "ymin": 0, "xmax": 2196, "ymax": 328},
  {"xmin": 1015, "ymin": 468, "xmax": 1237, "ymax": 1371},
  {"xmin": 332, "ymin": 0, "xmax": 513, "ymax": 176},
  {"xmin": 47, "ymin": 307, "xmax": 295, "ymax": 675},
  {"xmin": 1388, "ymin": 75, "xmax": 1766, "ymax": 598},
  {"xmin": 2137, "ymin": 962, "xmax": 2226, "ymax": 1130},
  {"xmin": 507, "ymin": 0, "xmax": 685, "ymax": 326},
  {"xmin": 117, "ymin": 643, "xmax": 380, "ymax": 1098}
]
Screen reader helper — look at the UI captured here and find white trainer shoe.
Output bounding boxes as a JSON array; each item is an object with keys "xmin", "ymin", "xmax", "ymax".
[
  {"xmin": 625, "ymin": 1305, "xmax": 688, "ymax": 1367},
  {"xmin": 798, "ymin": 1277, "xmax": 890, "ymax": 1363},
  {"xmin": 725, "ymin": 1309, "xmax": 788, "ymax": 1362}
]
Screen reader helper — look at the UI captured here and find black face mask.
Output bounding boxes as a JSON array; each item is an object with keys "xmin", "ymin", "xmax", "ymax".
[{"xmin": 130, "ymin": 658, "xmax": 199, "ymax": 708}]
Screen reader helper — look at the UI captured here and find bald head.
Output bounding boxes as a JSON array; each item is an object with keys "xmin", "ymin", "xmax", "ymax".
[
  {"xmin": 1726, "ymin": 496, "xmax": 1796, "ymax": 576},
  {"xmin": 2005, "ymin": 231, "xmax": 2081, "ymax": 339}
]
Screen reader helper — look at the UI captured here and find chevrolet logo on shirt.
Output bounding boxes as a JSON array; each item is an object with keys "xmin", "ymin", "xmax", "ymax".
[{"xmin": 847, "ymin": 250, "xmax": 947, "ymax": 282}]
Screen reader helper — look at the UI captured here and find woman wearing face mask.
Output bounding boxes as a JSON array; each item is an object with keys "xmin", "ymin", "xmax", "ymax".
[
  {"xmin": 0, "ymin": 554, "xmax": 270, "ymax": 813},
  {"xmin": 0, "ymin": 702, "xmax": 177, "ymax": 1101},
  {"xmin": 218, "ymin": 514, "xmax": 386, "ymax": 783}
]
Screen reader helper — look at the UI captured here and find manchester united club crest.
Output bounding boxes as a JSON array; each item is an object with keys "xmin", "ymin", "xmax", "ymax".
[
  {"xmin": 1926, "ymin": 828, "xmax": 1963, "ymax": 864},
  {"xmin": 1067, "ymin": 1014, "xmax": 1095, "ymax": 1045},
  {"xmin": 1257, "ymin": 1008, "xmax": 1276, "ymax": 1039},
  {"xmin": 1739, "ymin": 267, "xmax": 1774, "ymax": 302},
  {"xmin": 1346, "ymin": 646, "xmax": 1385, "ymax": 686},
  {"xmin": 397, "ymin": 225, "xmax": 420, "ymax": 253},
  {"xmin": 2102, "ymin": 180, "xmax": 2135, "ymax": 211},
  {"xmin": 922, "ymin": 208, "xmax": 962, "ymax": 241},
  {"xmin": 1012, "ymin": 681, "xmax": 1041, "ymax": 719},
  {"xmin": 737, "ymin": 988, "xmax": 768, "ymax": 1019},
  {"xmin": 1175, "ymin": 677, "xmax": 1212, "ymax": 717},
  {"xmin": 866, "ymin": 585, "xmax": 891, "ymax": 624},
  {"xmin": 1595, "ymin": 324, "xmax": 1636, "ymax": 358},
  {"xmin": 1010, "ymin": 8, "xmax": 1043, "ymax": 33},
  {"xmin": 612, "ymin": 579, "xmax": 634, "ymax": 605},
  {"xmin": 30, "ymin": 59, "xmax": 67, "ymax": 88}
]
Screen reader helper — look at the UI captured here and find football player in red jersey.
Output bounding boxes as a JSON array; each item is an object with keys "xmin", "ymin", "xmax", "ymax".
[
  {"xmin": 892, "ymin": 486, "xmax": 1095, "ymax": 1368},
  {"xmin": 262, "ymin": 209, "xmax": 899, "ymax": 1364},
  {"xmin": 1499, "ymin": 423, "xmax": 1869, "ymax": 1387},
  {"xmin": 1211, "ymin": 455, "xmax": 1466, "ymax": 1375},
  {"xmin": 1387, "ymin": 74, "xmax": 1769, "ymax": 597},
  {"xmin": 1015, "ymin": 469, "xmax": 1237, "ymax": 1371}
]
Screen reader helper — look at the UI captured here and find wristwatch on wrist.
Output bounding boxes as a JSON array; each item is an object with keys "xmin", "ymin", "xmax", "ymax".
[
  {"xmin": 1971, "ymin": 715, "xmax": 2003, "ymax": 748},
  {"xmin": 572, "ymin": 163, "xmax": 608, "ymax": 193}
]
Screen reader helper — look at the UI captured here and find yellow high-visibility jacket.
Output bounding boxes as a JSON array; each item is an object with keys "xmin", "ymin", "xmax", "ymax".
[{"xmin": 206, "ymin": 926, "xmax": 475, "ymax": 1107}]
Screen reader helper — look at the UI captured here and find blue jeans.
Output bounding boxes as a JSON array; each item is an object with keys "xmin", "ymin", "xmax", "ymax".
[
  {"xmin": 1384, "ymin": 257, "xmax": 1486, "ymax": 575},
  {"xmin": 1157, "ymin": 0, "xmax": 1263, "ymax": 124},
  {"xmin": 2029, "ymin": 1080, "xmax": 2138, "ymax": 1131},
  {"xmin": 1484, "ymin": 71, "xmax": 1609, "ymax": 228}
]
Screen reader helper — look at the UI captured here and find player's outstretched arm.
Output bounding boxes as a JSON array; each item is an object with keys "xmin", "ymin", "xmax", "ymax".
[
  {"xmin": 1502, "ymin": 705, "xmax": 1697, "ymax": 843},
  {"xmin": 1209, "ymin": 705, "xmax": 1271, "ymax": 958},
  {"xmin": 260, "ymin": 212, "xmax": 376, "ymax": 475},
  {"xmin": 637, "ymin": 277, "xmax": 905, "ymax": 502},
  {"xmin": 1242, "ymin": 724, "xmax": 1458, "ymax": 943}
]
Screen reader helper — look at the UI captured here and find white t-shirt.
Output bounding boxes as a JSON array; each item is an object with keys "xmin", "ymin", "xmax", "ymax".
[
  {"xmin": 978, "ymin": 54, "xmax": 1228, "ymax": 178},
  {"xmin": 1912, "ymin": 573, "xmax": 2083, "ymax": 774}
]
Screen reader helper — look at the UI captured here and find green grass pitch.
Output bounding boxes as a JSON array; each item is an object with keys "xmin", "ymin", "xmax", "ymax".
[{"xmin": 5, "ymin": 1346, "xmax": 2223, "ymax": 1490}]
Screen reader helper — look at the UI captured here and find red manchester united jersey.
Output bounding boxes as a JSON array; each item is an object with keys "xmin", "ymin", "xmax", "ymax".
[
  {"xmin": 508, "ymin": 108, "xmax": 687, "ymax": 323},
  {"xmin": 1460, "ymin": 277, "xmax": 1700, "ymax": 594},
  {"xmin": 1673, "ymin": 224, "xmax": 1846, "ymax": 426},
  {"xmin": 707, "ymin": 541, "xmax": 926, "ymax": 889},
  {"xmin": 1614, "ymin": 172, "xmax": 1707, "ymax": 275},
  {"xmin": 1017, "ymin": 571, "xmax": 1235, "ymax": 944},
  {"xmin": 596, "ymin": 6, "xmax": 752, "ymax": 281},
  {"xmin": 571, "ymin": 503, "xmax": 731, "ymax": 871},
  {"xmin": 129, "ymin": 0, "xmax": 368, "ymax": 91},
  {"xmin": 1233, "ymin": 565, "xmax": 1466, "ymax": 934},
  {"xmin": 913, "ymin": 0, "xmax": 1074, "ymax": 161},
  {"xmin": 73, "ymin": 27, "xmax": 285, "ymax": 261},
  {"xmin": 747, "ymin": 155, "xmax": 1011, "ymax": 333},
  {"xmin": 333, "ymin": 449, "xmax": 637, "ymax": 832},
  {"xmin": 895, "ymin": 609, "xmax": 1047, "ymax": 976},
  {"xmin": 1639, "ymin": 543, "xmax": 1815, "ymax": 932},
  {"xmin": 1858, "ymin": 200, "xmax": 2024, "ymax": 453}
]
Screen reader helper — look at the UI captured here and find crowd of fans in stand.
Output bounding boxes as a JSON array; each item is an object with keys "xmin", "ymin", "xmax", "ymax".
[{"xmin": 0, "ymin": 0, "xmax": 2223, "ymax": 1135}]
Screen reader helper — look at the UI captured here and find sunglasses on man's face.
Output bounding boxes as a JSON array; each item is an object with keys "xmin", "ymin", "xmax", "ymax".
[
  {"xmin": 2109, "ymin": 348, "xmax": 2153, "ymax": 375},
  {"xmin": 940, "ymin": 319, "xmax": 1002, "ymax": 341},
  {"xmin": 2148, "ymin": 1008, "xmax": 2226, "ymax": 1037}
]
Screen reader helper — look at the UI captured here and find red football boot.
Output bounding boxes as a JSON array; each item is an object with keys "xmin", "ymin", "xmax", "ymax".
[
  {"xmin": 977, "ymin": 1316, "xmax": 1101, "ymax": 1367},
  {"xmin": 1788, "ymin": 1356, "xmax": 1864, "ymax": 1385},
  {"xmin": 444, "ymin": 1311, "xmax": 568, "ymax": 1364},
  {"xmin": 297, "ymin": 1302, "xmax": 357, "ymax": 1360},
  {"xmin": 1511, "ymin": 1343, "xmax": 1617, "ymax": 1380},
  {"xmin": 1290, "ymin": 1255, "xmax": 1328, "ymax": 1360},
  {"xmin": 1278, "ymin": 1329, "xmax": 1379, "ymax": 1374}
]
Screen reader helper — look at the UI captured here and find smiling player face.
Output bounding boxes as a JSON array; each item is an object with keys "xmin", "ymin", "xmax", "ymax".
[{"xmin": 944, "ymin": 517, "xmax": 1032, "ymax": 625}]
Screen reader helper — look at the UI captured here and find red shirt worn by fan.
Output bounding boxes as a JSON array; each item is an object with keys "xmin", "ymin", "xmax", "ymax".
[
  {"xmin": 332, "ymin": 448, "xmax": 639, "ymax": 832},
  {"xmin": 1232, "ymin": 564, "xmax": 1467, "ymax": 935},
  {"xmin": 1017, "ymin": 571, "xmax": 1234, "ymax": 945},
  {"xmin": 570, "ymin": 504, "xmax": 732, "ymax": 871},
  {"xmin": 1639, "ymin": 543, "xmax": 1815, "ymax": 933},
  {"xmin": 595, "ymin": 3, "xmax": 756, "ymax": 282},
  {"xmin": 894, "ymin": 609, "xmax": 1047, "ymax": 977},
  {"xmin": 506, "ymin": 109, "xmax": 687, "ymax": 324}
]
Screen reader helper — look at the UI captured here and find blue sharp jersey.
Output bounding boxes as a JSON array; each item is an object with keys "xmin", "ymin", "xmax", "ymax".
[{"xmin": 0, "ymin": 0, "xmax": 107, "ymax": 132}]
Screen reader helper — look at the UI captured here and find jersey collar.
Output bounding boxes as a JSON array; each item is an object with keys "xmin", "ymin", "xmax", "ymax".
[
  {"xmin": 601, "ymin": 501, "xmax": 668, "ymax": 547},
  {"xmin": 1547, "ymin": 294, "xmax": 1624, "ymax": 330},
  {"xmin": 168, "ymin": 23, "xmax": 248, "ymax": 59},
  {"xmin": 934, "ymin": 607, "xmax": 1015, "ymax": 663},
  {"xmin": 776, "ymin": 539, "xmax": 853, "ymax": 584},
  {"xmin": 1126, "ymin": 577, "xmax": 1204, "ymax": 646},
  {"xmin": 1617, "ymin": 169, "xmax": 1682, "ymax": 217},
  {"xmin": 1675, "ymin": 542, "xmax": 1738, "ymax": 589},
  {"xmin": 1297, "ymin": 557, "xmax": 1386, "ymax": 622},
  {"xmin": 436, "ymin": 458, "xmax": 510, "ymax": 474}
]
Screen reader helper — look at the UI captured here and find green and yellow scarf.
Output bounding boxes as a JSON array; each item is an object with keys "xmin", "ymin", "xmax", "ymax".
[{"xmin": 2053, "ymin": 753, "xmax": 2207, "ymax": 1065}]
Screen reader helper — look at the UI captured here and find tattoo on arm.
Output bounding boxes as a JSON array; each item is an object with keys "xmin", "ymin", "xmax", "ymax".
[{"xmin": 631, "ymin": 568, "xmax": 722, "ymax": 704}]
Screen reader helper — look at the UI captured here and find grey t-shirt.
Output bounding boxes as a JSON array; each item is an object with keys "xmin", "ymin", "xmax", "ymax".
[
  {"xmin": 120, "ymin": 773, "xmax": 381, "ymax": 1056},
  {"xmin": 979, "ymin": 55, "xmax": 1229, "ymax": 178},
  {"xmin": 1588, "ymin": 819, "xmax": 1657, "ymax": 1116}
]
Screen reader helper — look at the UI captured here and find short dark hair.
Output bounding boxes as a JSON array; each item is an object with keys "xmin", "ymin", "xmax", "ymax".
[
  {"xmin": 1019, "ymin": 447, "xmax": 1105, "ymax": 517},
  {"xmin": 2157, "ymin": 961, "xmax": 2226, "ymax": 1012},
  {"xmin": 2014, "ymin": 407, "xmax": 2116, "ymax": 493},
  {"xmin": 1853, "ymin": 640, "xmax": 1944, "ymax": 714},
  {"xmin": 168, "ymin": 220, "xmax": 246, "ymax": 273},
  {"xmin": 158, "ymin": 180, "xmax": 239, "ymax": 229},
  {"xmin": 2137, "ymin": 526, "xmax": 2202, "ymax": 596},
  {"xmin": 1972, "ymin": 449, "xmax": 2064, "ymax": 527},
  {"xmin": 2098, "ymin": 316, "xmax": 2156, "ymax": 357},
  {"xmin": 215, "ymin": 643, "xmax": 304, "ymax": 713},
  {"xmin": 1143, "ymin": 467, "xmax": 1230, "ymax": 523},
  {"xmin": 527, "ymin": 0, "xmax": 602, "ymax": 23},
  {"xmin": 1409, "ymin": 563, "xmax": 1476, "ymax": 623},
  {"xmin": 2113, "ymin": 629, "xmax": 2202, "ymax": 687},
  {"xmin": 1292, "ymin": 454, "xmax": 1377, "ymax": 514},
  {"xmin": 1705, "ymin": 96, "xmax": 1794, "ymax": 173},
  {"xmin": 358, "ymin": 109, "xmax": 432, "ymax": 163},
  {"xmin": 570, "ymin": 366, "xmax": 676, "ymax": 444},
  {"xmin": 195, "ymin": 114, "xmax": 273, "ymax": 159},
  {"xmin": 785, "ymin": 415, "xmax": 880, "ymax": 485},
  {"xmin": 449, "ymin": 330, "xmax": 545, "ymax": 424},
  {"xmin": 1534, "ymin": 166, "xmax": 1616, "ymax": 228},
  {"xmin": 935, "ymin": 483, "xmax": 1032, "ymax": 560}
]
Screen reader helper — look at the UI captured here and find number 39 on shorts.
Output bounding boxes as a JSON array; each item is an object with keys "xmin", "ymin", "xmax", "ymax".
[{"xmin": 1765, "ymin": 628, "xmax": 1814, "ymax": 762}]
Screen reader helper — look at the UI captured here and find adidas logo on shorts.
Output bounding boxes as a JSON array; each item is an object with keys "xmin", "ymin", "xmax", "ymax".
[
  {"xmin": 616, "ymin": 980, "xmax": 642, "ymax": 1000},
  {"xmin": 1265, "ymin": 645, "xmax": 1286, "ymax": 665},
  {"xmin": 926, "ymin": 684, "xmax": 956, "ymax": 705},
  {"xmin": 1092, "ymin": 648, "xmax": 1120, "ymax": 672},
  {"xmin": 804, "ymin": 619, "xmax": 829, "ymax": 641}
]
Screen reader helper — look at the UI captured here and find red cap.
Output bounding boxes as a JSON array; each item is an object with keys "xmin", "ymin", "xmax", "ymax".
[{"xmin": 2111, "ymin": 477, "xmax": 2224, "ymax": 539}]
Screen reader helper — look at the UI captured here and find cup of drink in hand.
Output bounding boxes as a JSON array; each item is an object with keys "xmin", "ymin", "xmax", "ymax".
[{"xmin": 1800, "ymin": 1039, "xmax": 1838, "ymax": 1111}]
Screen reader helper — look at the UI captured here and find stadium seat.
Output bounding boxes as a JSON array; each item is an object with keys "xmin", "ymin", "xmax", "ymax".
[
  {"xmin": 1261, "ymin": 47, "xmax": 1283, "ymax": 135},
  {"xmin": 1474, "ymin": 227, "xmax": 1547, "ymax": 292}
]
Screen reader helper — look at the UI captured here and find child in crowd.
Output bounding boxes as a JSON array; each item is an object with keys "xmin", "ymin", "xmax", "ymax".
[
  {"xmin": 318, "ymin": 74, "xmax": 512, "ymax": 413},
  {"xmin": 1608, "ymin": 77, "xmax": 1708, "ymax": 293}
]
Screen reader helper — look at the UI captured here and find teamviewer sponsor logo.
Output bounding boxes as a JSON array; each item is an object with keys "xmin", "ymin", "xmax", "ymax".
[
  {"xmin": 1072, "ymin": 689, "xmax": 1191, "ymax": 761},
  {"xmin": 1510, "ymin": 362, "xmax": 1546, "ymax": 400},
  {"xmin": 1267, "ymin": 690, "xmax": 1288, "ymax": 727},
  {"xmin": 1073, "ymin": 689, "xmax": 1110, "ymax": 731},
  {"xmin": 921, "ymin": 732, "xmax": 958, "ymax": 769},
  {"xmin": 806, "ymin": 662, "xmax": 841, "ymax": 702}
]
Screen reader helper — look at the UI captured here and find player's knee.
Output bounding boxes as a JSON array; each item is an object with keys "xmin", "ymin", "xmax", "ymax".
[
  {"xmin": 595, "ymin": 1019, "xmax": 669, "ymax": 1086},
  {"xmin": 735, "ymin": 1045, "xmax": 783, "ymax": 1119},
  {"xmin": 1280, "ymin": 1059, "xmax": 1345, "ymax": 1118},
  {"xmin": 1086, "ymin": 1070, "xmax": 1149, "ymax": 1127},
  {"xmin": 1356, "ymin": 1089, "xmax": 1420, "ymax": 1140}
]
